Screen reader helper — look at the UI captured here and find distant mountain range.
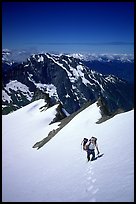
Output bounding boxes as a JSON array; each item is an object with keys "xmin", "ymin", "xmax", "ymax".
[
  {"xmin": 69, "ymin": 53, "xmax": 134, "ymax": 63},
  {"xmin": 3, "ymin": 49, "xmax": 134, "ymax": 63},
  {"xmin": 2, "ymin": 50, "xmax": 134, "ymax": 115}
]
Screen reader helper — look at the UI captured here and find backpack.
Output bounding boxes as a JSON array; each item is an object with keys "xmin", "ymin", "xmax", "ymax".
[
  {"xmin": 82, "ymin": 138, "xmax": 88, "ymax": 150},
  {"xmin": 83, "ymin": 138, "xmax": 88, "ymax": 144}
]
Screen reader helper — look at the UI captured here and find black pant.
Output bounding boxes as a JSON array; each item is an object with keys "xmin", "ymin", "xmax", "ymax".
[{"xmin": 87, "ymin": 149, "xmax": 95, "ymax": 161}]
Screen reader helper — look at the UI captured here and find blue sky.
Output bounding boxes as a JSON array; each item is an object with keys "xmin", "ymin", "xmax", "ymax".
[{"xmin": 2, "ymin": 2, "xmax": 134, "ymax": 54}]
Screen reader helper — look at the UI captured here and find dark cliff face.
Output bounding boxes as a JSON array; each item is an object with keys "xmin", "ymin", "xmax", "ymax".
[{"xmin": 2, "ymin": 53, "xmax": 134, "ymax": 115}]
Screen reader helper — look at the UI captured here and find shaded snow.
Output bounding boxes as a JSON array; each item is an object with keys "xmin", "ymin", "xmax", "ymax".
[{"xmin": 2, "ymin": 100, "xmax": 134, "ymax": 202}]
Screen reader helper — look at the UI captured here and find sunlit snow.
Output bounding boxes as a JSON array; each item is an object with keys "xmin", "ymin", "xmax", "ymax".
[{"xmin": 2, "ymin": 99, "xmax": 134, "ymax": 202}]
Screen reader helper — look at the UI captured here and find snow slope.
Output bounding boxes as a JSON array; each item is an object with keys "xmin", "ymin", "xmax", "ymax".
[{"xmin": 2, "ymin": 99, "xmax": 134, "ymax": 202}]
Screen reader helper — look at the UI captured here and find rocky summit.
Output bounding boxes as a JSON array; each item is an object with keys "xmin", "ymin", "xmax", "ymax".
[{"xmin": 2, "ymin": 51, "xmax": 134, "ymax": 115}]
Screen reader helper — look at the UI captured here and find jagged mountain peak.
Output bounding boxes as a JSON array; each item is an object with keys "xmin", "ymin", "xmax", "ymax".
[{"xmin": 2, "ymin": 52, "xmax": 134, "ymax": 116}]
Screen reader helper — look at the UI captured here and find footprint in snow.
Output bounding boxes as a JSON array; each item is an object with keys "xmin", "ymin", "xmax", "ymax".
[
  {"xmin": 92, "ymin": 178, "xmax": 96, "ymax": 183},
  {"xmin": 86, "ymin": 185, "xmax": 93, "ymax": 191},
  {"xmin": 87, "ymin": 176, "xmax": 92, "ymax": 181},
  {"xmin": 85, "ymin": 165, "xmax": 99, "ymax": 200}
]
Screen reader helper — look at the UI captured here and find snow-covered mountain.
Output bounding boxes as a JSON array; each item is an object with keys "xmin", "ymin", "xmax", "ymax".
[
  {"xmin": 2, "ymin": 52, "xmax": 134, "ymax": 115},
  {"xmin": 2, "ymin": 99, "xmax": 134, "ymax": 202},
  {"xmin": 65, "ymin": 53, "xmax": 134, "ymax": 83}
]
